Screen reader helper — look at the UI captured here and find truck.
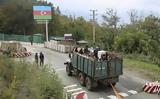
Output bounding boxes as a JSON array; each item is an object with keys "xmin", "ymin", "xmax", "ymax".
[{"xmin": 64, "ymin": 52, "xmax": 123, "ymax": 90}]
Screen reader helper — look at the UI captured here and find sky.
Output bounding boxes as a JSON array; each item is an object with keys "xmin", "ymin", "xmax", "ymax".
[{"xmin": 47, "ymin": 0, "xmax": 160, "ymax": 23}]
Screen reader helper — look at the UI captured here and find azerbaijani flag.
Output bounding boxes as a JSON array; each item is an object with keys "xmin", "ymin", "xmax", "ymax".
[{"xmin": 33, "ymin": 6, "xmax": 52, "ymax": 20}]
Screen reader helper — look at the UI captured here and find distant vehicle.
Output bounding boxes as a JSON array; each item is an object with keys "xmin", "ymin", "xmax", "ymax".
[{"xmin": 64, "ymin": 52, "xmax": 123, "ymax": 90}]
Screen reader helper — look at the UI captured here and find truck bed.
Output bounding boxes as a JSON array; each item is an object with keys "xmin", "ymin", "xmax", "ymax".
[{"xmin": 71, "ymin": 52, "xmax": 123, "ymax": 80}]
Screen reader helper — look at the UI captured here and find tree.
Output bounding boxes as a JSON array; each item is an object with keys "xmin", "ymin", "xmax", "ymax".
[
  {"xmin": 113, "ymin": 13, "xmax": 160, "ymax": 65},
  {"xmin": 100, "ymin": 8, "xmax": 120, "ymax": 51},
  {"xmin": 128, "ymin": 9, "xmax": 139, "ymax": 24},
  {"xmin": 102, "ymin": 8, "xmax": 120, "ymax": 28},
  {"xmin": 0, "ymin": 0, "xmax": 35, "ymax": 34}
]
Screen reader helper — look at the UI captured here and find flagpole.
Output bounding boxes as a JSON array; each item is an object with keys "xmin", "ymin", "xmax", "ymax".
[{"xmin": 45, "ymin": 20, "xmax": 48, "ymax": 42}]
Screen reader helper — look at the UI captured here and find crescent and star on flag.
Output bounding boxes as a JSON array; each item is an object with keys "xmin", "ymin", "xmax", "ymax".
[{"xmin": 40, "ymin": 11, "xmax": 47, "ymax": 15}]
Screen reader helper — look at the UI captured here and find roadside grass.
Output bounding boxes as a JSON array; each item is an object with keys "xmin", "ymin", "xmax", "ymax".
[
  {"xmin": 124, "ymin": 58, "xmax": 160, "ymax": 81},
  {"xmin": 0, "ymin": 55, "xmax": 63, "ymax": 99}
]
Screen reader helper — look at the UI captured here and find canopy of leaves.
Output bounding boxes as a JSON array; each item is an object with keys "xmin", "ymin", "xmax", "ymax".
[
  {"xmin": 98, "ymin": 9, "xmax": 160, "ymax": 65},
  {"xmin": 113, "ymin": 15, "xmax": 160, "ymax": 65},
  {"xmin": 0, "ymin": 0, "xmax": 35, "ymax": 34}
]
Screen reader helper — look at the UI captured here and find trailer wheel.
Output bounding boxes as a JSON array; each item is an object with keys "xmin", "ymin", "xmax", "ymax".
[
  {"xmin": 85, "ymin": 77, "xmax": 93, "ymax": 91},
  {"xmin": 66, "ymin": 65, "xmax": 72, "ymax": 76},
  {"xmin": 79, "ymin": 73, "xmax": 85, "ymax": 86}
]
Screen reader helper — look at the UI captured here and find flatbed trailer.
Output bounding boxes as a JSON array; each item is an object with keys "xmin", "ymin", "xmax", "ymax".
[{"xmin": 64, "ymin": 52, "xmax": 123, "ymax": 90}]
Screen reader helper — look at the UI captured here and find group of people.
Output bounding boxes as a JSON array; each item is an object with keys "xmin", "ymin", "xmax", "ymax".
[
  {"xmin": 73, "ymin": 45, "xmax": 121, "ymax": 61},
  {"xmin": 35, "ymin": 52, "xmax": 44, "ymax": 66},
  {"xmin": 73, "ymin": 45, "xmax": 101, "ymax": 59}
]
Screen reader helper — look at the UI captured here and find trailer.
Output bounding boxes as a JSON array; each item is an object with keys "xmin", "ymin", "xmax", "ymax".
[{"xmin": 64, "ymin": 52, "xmax": 123, "ymax": 90}]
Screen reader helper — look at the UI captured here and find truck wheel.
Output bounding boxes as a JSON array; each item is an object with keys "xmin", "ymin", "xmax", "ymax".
[
  {"xmin": 66, "ymin": 65, "xmax": 72, "ymax": 76},
  {"xmin": 79, "ymin": 73, "xmax": 85, "ymax": 86},
  {"xmin": 85, "ymin": 77, "xmax": 93, "ymax": 91}
]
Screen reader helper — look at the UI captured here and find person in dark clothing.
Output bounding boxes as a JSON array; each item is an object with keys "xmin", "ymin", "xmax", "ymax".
[
  {"xmin": 94, "ymin": 46, "xmax": 100, "ymax": 59},
  {"xmin": 74, "ymin": 47, "xmax": 78, "ymax": 52},
  {"xmin": 84, "ymin": 45, "xmax": 89, "ymax": 54},
  {"xmin": 79, "ymin": 48, "xmax": 83, "ymax": 54},
  {"xmin": 35, "ymin": 53, "xmax": 38, "ymax": 65},
  {"xmin": 39, "ymin": 52, "xmax": 44, "ymax": 66},
  {"xmin": 29, "ymin": 35, "xmax": 33, "ymax": 45},
  {"xmin": 94, "ymin": 49, "xmax": 98, "ymax": 59}
]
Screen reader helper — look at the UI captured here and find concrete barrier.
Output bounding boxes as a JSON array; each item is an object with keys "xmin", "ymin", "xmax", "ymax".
[
  {"xmin": 143, "ymin": 81, "xmax": 160, "ymax": 94},
  {"xmin": 63, "ymin": 84, "xmax": 88, "ymax": 99},
  {"xmin": 44, "ymin": 41, "xmax": 74, "ymax": 53}
]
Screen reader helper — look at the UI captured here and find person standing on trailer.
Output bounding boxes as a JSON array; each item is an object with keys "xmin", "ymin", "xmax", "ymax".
[
  {"xmin": 84, "ymin": 45, "xmax": 89, "ymax": 55},
  {"xmin": 94, "ymin": 46, "xmax": 100, "ymax": 59}
]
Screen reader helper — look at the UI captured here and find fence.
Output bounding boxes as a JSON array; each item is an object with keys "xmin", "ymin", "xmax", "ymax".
[{"xmin": 0, "ymin": 33, "xmax": 44, "ymax": 43}]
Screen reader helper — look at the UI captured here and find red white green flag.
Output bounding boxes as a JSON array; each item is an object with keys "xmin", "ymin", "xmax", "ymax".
[{"xmin": 33, "ymin": 6, "xmax": 52, "ymax": 20}]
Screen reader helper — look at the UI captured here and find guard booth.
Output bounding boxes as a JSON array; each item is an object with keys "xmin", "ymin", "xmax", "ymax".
[{"xmin": 63, "ymin": 84, "xmax": 88, "ymax": 99}]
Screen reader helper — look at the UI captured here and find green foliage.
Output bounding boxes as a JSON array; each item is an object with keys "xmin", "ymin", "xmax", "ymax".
[
  {"xmin": 114, "ymin": 31, "xmax": 150, "ymax": 53},
  {"xmin": 0, "ymin": 0, "xmax": 34, "ymax": 34},
  {"xmin": 98, "ymin": 28, "xmax": 117, "ymax": 51},
  {"xmin": 0, "ymin": 56, "xmax": 63, "ymax": 99},
  {"xmin": 94, "ymin": 10, "xmax": 160, "ymax": 66},
  {"xmin": 49, "ymin": 15, "xmax": 92, "ymax": 41},
  {"xmin": 96, "ymin": 9, "xmax": 160, "ymax": 65}
]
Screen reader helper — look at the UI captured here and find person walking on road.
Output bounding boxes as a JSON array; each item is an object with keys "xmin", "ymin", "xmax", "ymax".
[
  {"xmin": 35, "ymin": 53, "xmax": 38, "ymax": 65},
  {"xmin": 39, "ymin": 52, "xmax": 44, "ymax": 66}
]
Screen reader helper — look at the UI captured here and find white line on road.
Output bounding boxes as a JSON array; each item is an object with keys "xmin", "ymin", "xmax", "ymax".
[
  {"xmin": 107, "ymin": 90, "xmax": 138, "ymax": 99},
  {"xmin": 107, "ymin": 95, "xmax": 118, "ymax": 99},
  {"xmin": 56, "ymin": 68, "xmax": 65, "ymax": 71},
  {"xmin": 119, "ymin": 92, "xmax": 129, "ymax": 97},
  {"xmin": 128, "ymin": 90, "xmax": 138, "ymax": 95}
]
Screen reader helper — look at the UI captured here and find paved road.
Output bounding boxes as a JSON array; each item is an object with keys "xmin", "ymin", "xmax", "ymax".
[{"xmin": 22, "ymin": 42, "xmax": 160, "ymax": 99}]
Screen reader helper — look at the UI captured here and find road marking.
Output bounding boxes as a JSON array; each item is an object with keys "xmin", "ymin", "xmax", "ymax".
[
  {"xmin": 119, "ymin": 92, "xmax": 129, "ymax": 97},
  {"xmin": 56, "ymin": 68, "xmax": 65, "ymax": 71},
  {"xmin": 128, "ymin": 90, "xmax": 138, "ymax": 94},
  {"xmin": 107, "ymin": 95, "xmax": 118, "ymax": 99},
  {"xmin": 107, "ymin": 90, "xmax": 138, "ymax": 99},
  {"xmin": 64, "ymin": 84, "xmax": 77, "ymax": 89},
  {"xmin": 67, "ymin": 88, "xmax": 82, "ymax": 93}
]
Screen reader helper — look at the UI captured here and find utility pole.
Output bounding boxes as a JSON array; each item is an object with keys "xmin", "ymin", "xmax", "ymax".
[
  {"xmin": 45, "ymin": 20, "xmax": 49, "ymax": 42},
  {"xmin": 90, "ymin": 9, "xmax": 97, "ymax": 43}
]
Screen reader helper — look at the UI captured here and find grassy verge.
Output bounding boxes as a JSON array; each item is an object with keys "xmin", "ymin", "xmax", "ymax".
[
  {"xmin": 0, "ymin": 55, "xmax": 63, "ymax": 99},
  {"xmin": 124, "ymin": 58, "xmax": 160, "ymax": 81}
]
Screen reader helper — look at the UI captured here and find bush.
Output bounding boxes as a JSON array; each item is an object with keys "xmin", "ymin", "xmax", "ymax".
[{"xmin": 0, "ymin": 55, "xmax": 63, "ymax": 99}]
